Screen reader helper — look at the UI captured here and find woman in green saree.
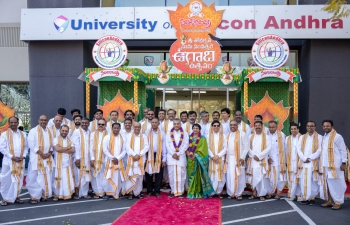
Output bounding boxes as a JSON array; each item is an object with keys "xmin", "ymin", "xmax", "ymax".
[{"xmin": 186, "ymin": 124, "xmax": 215, "ymax": 199}]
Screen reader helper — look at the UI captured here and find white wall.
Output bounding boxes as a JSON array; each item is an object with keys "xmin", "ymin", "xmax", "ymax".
[
  {"xmin": 0, "ymin": 0, "xmax": 27, "ymax": 24},
  {"xmin": 0, "ymin": 47, "xmax": 29, "ymax": 82}
]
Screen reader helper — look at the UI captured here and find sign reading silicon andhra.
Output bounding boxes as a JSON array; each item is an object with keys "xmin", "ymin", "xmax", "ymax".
[
  {"xmin": 20, "ymin": 6, "xmax": 350, "ymax": 40},
  {"xmin": 89, "ymin": 35, "xmax": 132, "ymax": 82},
  {"xmin": 248, "ymin": 34, "xmax": 295, "ymax": 82},
  {"xmin": 168, "ymin": 0, "xmax": 224, "ymax": 74}
]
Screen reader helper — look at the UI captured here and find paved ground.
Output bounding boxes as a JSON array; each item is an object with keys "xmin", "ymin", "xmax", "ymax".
[{"xmin": 1, "ymin": 190, "xmax": 349, "ymax": 225}]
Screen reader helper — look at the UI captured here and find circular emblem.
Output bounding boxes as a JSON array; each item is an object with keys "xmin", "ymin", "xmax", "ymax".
[
  {"xmin": 251, "ymin": 34, "xmax": 289, "ymax": 70},
  {"xmin": 92, "ymin": 35, "xmax": 128, "ymax": 70},
  {"xmin": 190, "ymin": 1, "xmax": 202, "ymax": 14}
]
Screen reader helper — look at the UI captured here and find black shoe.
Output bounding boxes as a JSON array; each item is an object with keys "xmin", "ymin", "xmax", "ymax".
[
  {"xmin": 299, "ymin": 201, "xmax": 309, "ymax": 205},
  {"xmin": 168, "ymin": 193, "xmax": 174, "ymax": 198},
  {"xmin": 177, "ymin": 194, "xmax": 184, "ymax": 198},
  {"xmin": 103, "ymin": 196, "xmax": 109, "ymax": 201},
  {"xmin": 136, "ymin": 195, "xmax": 143, "ymax": 199},
  {"xmin": 309, "ymin": 200, "xmax": 315, "ymax": 206}
]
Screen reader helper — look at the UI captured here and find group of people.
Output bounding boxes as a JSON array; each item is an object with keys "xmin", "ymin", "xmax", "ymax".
[{"xmin": 0, "ymin": 107, "xmax": 348, "ymax": 210}]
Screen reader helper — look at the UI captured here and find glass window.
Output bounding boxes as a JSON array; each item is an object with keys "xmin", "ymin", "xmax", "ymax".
[
  {"xmin": 127, "ymin": 53, "xmax": 164, "ymax": 66},
  {"xmin": 166, "ymin": 0, "xmax": 228, "ymax": 6},
  {"xmin": 0, "ymin": 84, "xmax": 30, "ymax": 130},
  {"xmin": 229, "ymin": 0, "xmax": 287, "ymax": 5},
  {"xmin": 115, "ymin": 0, "xmax": 165, "ymax": 7}
]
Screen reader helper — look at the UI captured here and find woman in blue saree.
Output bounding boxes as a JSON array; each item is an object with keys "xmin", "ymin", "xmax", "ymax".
[{"xmin": 186, "ymin": 124, "xmax": 215, "ymax": 199}]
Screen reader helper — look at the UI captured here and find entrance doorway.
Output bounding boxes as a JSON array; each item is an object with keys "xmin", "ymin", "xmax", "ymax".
[{"xmin": 153, "ymin": 87, "xmax": 238, "ymax": 117}]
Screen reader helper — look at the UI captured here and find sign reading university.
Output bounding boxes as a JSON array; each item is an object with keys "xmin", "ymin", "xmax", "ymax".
[{"xmin": 20, "ymin": 5, "xmax": 349, "ymax": 40}]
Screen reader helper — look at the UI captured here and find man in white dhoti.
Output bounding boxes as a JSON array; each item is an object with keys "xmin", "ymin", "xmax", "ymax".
[
  {"xmin": 141, "ymin": 110, "xmax": 154, "ymax": 134},
  {"xmin": 297, "ymin": 121, "xmax": 322, "ymax": 206},
  {"xmin": 224, "ymin": 120, "xmax": 249, "ymax": 200},
  {"xmin": 52, "ymin": 125, "xmax": 75, "ymax": 201},
  {"xmin": 0, "ymin": 117, "xmax": 28, "ymax": 206},
  {"xmin": 234, "ymin": 110, "xmax": 251, "ymax": 135},
  {"xmin": 246, "ymin": 121, "xmax": 271, "ymax": 201},
  {"xmin": 221, "ymin": 108, "xmax": 231, "ymax": 135},
  {"xmin": 89, "ymin": 109, "xmax": 103, "ymax": 133},
  {"xmin": 69, "ymin": 114, "xmax": 82, "ymax": 137},
  {"xmin": 145, "ymin": 118, "xmax": 167, "ymax": 197},
  {"xmin": 266, "ymin": 121, "xmax": 287, "ymax": 200},
  {"xmin": 286, "ymin": 123, "xmax": 302, "ymax": 201},
  {"xmin": 106, "ymin": 110, "xmax": 119, "ymax": 134},
  {"xmin": 125, "ymin": 123, "xmax": 149, "ymax": 199},
  {"xmin": 319, "ymin": 120, "xmax": 347, "ymax": 210},
  {"xmin": 48, "ymin": 108, "xmax": 70, "ymax": 128},
  {"xmin": 199, "ymin": 111, "xmax": 210, "ymax": 137},
  {"xmin": 166, "ymin": 119, "xmax": 189, "ymax": 198},
  {"xmin": 90, "ymin": 118, "xmax": 108, "ymax": 198},
  {"xmin": 102, "ymin": 122, "xmax": 126, "ymax": 200},
  {"xmin": 49, "ymin": 115, "xmax": 62, "ymax": 138},
  {"xmin": 158, "ymin": 109, "xmax": 166, "ymax": 132},
  {"xmin": 207, "ymin": 120, "xmax": 226, "ymax": 198},
  {"xmin": 27, "ymin": 115, "xmax": 55, "ymax": 204},
  {"xmin": 71, "ymin": 117, "xmax": 91, "ymax": 199}
]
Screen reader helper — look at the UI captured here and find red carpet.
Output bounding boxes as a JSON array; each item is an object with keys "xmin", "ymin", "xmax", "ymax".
[{"xmin": 112, "ymin": 193, "xmax": 221, "ymax": 225}]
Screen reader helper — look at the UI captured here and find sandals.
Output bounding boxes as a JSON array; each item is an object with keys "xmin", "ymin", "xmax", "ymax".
[
  {"xmin": 274, "ymin": 195, "xmax": 281, "ymax": 200},
  {"xmin": 53, "ymin": 197, "xmax": 59, "ymax": 202},
  {"xmin": 84, "ymin": 195, "xmax": 92, "ymax": 199},
  {"xmin": 260, "ymin": 196, "xmax": 266, "ymax": 201},
  {"xmin": 1, "ymin": 201, "xmax": 8, "ymax": 206},
  {"xmin": 236, "ymin": 196, "xmax": 243, "ymax": 201},
  {"xmin": 321, "ymin": 202, "xmax": 332, "ymax": 208},
  {"xmin": 29, "ymin": 199, "xmax": 39, "ymax": 204},
  {"xmin": 74, "ymin": 195, "xmax": 80, "ymax": 200},
  {"xmin": 248, "ymin": 195, "xmax": 256, "ymax": 200},
  {"xmin": 93, "ymin": 195, "xmax": 100, "ymax": 199},
  {"xmin": 266, "ymin": 194, "xmax": 273, "ymax": 199},
  {"xmin": 15, "ymin": 198, "xmax": 24, "ymax": 204},
  {"xmin": 332, "ymin": 203, "xmax": 341, "ymax": 210}
]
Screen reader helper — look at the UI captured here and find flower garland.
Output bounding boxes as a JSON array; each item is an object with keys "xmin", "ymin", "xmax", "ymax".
[
  {"xmin": 188, "ymin": 132, "xmax": 201, "ymax": 159},
  {"xmin": 170, "ymin": 127, "xmax": 184, "ymax": 152}
]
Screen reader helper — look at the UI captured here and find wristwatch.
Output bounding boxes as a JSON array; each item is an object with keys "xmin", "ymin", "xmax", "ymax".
[{"xmin": 342, "ymin": 162, "xmax": 346, "ymax": 165}]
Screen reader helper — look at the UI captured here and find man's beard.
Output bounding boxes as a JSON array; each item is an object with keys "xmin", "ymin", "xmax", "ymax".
[{"xmin": 75, "ymin": 122, "xmax": 81, "ymax": 126}]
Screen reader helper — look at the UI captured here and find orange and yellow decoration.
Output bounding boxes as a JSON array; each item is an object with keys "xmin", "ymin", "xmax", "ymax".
[
  {"xmin": 0, "ymin": 100, "xmax": 16, "ymax": 133},
  {"xmin": 247, "ymin": 92, "xmax": 290, "ymax": 131}
]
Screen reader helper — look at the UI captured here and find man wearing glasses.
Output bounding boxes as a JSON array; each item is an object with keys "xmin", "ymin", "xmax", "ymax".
[
  {"xmin": 297, "ymin": 121, "xmax": 322, "ymax": 206},
  {"xmin": 141, "ymin": 110, "xmax": 154, "ymax": 134},
  {"xmin": 90, "ymin": 119, "xmax": 108, "ymax": 199}
]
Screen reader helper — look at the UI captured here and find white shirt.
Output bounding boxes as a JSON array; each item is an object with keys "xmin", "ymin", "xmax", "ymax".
[
  {"xmin": 163, "ymin": 120, "xmax": 174, "ymax": 134},
  {"xmin": 207, "ymin": 132, "xmax": 226, "ymax": 158},
  {"xmin": 48, "ymin": 117, "xmax": 70, "ymax": 128},
  {"xmin": 89, "ymin": 131, "xmax": 107, "ymax": 161},
  {"xmin": 268, "ymin": 132, "xmax": 286, "ymax": 167},
  {"xmin": 221, "ymin": 119, "xmax": 231, "ymax": 135},
  {"xmin": 181, "ymin": 121, "xmax": 193, "ymax": 134},
  {"xmin": 106, "ymin": 120, "xmax": 119, "ymax": 134},
  {"xmin": 126, "ymin": 133, "xmax": 149, "ymax": 157},
  {"xmin": 71, "ymin": 128, "xmax": 90, "ymax": 161},
  {"xmin": 89, "ymin": 120, "xmax": 98, "ymax": 132},
  {"xmin": 321, "ymin": 131, "xmax": 347, "ymax": 168},
  {"xmin": 141, "ymin": 120, "xmax": 152, "ymax": 134},
  {"xmin": 53, "ymin": 137, "xmax": 73, "ymax": 167},
  {"xmin": 297, "ymin": 133, "xmax": 322, "ymax": 168},
  {"xmin": 145, "ymin": 129, "xmax": 167, "ymax": 162},
  {"xmin": 50, "ymin": 126, "xmax": 61, "ymax": 138},
  {"xmin": 225, "ymin": 131, "xmax": 249, "ymax": 163},
  {"xmin": 248, "ymin": 133, "xmax": 271, "ymax": 168},
  {"xmin": 238, "ymin": 121, "xmax": 251, "ymax": 135},
  {"xmin": 286, "ymin": 135, "xmax": 301, "ymax": 173},
  {"xmin": 0, "ymin": 129, "xmax": 28, "ymax": 166},
  {"xmin": 102, "ymin": 134, "xmax": 126, "ymax": 162},
  {"xmin": 166, "ymin": 129, "xmax": 189, "ymax": 166},
  {"xmin": 159, "ymin": 120, "xmax": 165, "ymax": 132},
  {"xmin": 199, "ymin": 121, "xmax": 211, "ymax": 137}
]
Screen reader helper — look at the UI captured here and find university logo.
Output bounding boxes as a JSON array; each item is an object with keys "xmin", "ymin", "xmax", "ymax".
[
  {"xmin": 54, "ymin": 15, "xmax": 69, "ymax": 33},
  {"xmin": 251, "ymin": 34, "xmax": 289, "ymax": 70},
  {"xmin": 144, "ymin": 56, "xmax": 154, "ymax": 66},
  {"xmin": 92, "ymin": 35, "xmax": 128, "ymax": 70}
]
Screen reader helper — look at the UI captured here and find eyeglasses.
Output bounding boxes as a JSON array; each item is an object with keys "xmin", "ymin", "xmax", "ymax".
[
  {"xmin": 98, "ymin": 124, "xmax": 106, "ymax": 126},
  {"xmin": 213, "ymin": 125, "xmax": 220, "ymax": 127}
]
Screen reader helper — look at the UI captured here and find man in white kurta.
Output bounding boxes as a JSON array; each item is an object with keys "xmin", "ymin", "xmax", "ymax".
[
  {"xmin": 49, "ymin": 115, "xmax": 62, "ymax": 138},
  {"xmin": 266, "ymin": 121, "xmax": 287, "ymax": 199},
  {"xmin": 297, "ymin": 121, "xmax": 322, "ymax": 205},
  {"xmin": 71, "ymin": 118, "xmax": 91, "ymax": 199},
  {"xmin": 125, "ymin": 123, "xmax": 149, "ymax": 199},
  {"xmin": 162, "ymin": 109, "xmax": 176, "ymax": 188},
  {"xmin": 247, "ymin": 121, "xmax": 271, "ymax": 201},
  {"xmin": 102, "ymin": 122, "xmax": 126, "ymax": 200},
  {"xmin": 0, "ymin": 117, "xmax": 28, "ymax": 205},
  {"xmin": 221, "ymin": 108, "xmax": 231, "ymax": 135},
  {"xmin": 90, "ymin": 118, "xmax": 108, "ymax": 198},
  {"xmin": 166, "ymin": 119, "xmax": 189, "ymax": 198},
  {"xmin": 27, "ymin": 115, "xmax": 55, "ymax": 203},
  {"xmin": 199, "ymin": 111, "xmax": 211, "ymax": 137},
  {"xmin": 234, "ymin": 110, "xmax": 251, "ymax": 135},
  {"xmin": 286, "ymin": 123, "xmax": 302, "ymax": 201},
  {"xmin": 319, "ymin": 120, "xmax": 348, "ymax": 210},
  {"xmin": 52, "ymin": 125, "xmax": 75, "ymax": 201},
  {"xmin": 250, "ymin": 115, "xmax": 269, "ymax": 134},
  {"xmin": 145, "ymin": 118, "xmax": 167, "ymax": 197},
  {"xmin": 47, "ymin": 108, "xmax": 70, "ymax": 128},
  {"xmin": 106, "ymin": 110, "xmax": 119, "ymax": 134},
  {"xmin": 224, "ymin": 120, "xmax": 249, "ymax": 200},
  {"xmin": 89, "ymin": 109, "xmax": 103, "ymax": 133},
  {"xmin": 141, "ymin": 110, "xmax": 154, "ymax": 134},
  {"xmin": 207, "ymin": 121, "xmax": 226, "ymax": 198}
]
